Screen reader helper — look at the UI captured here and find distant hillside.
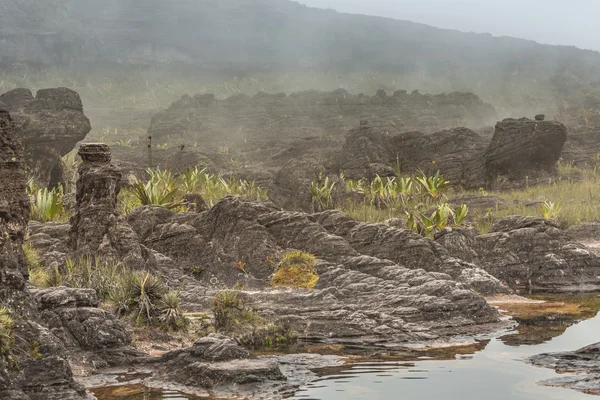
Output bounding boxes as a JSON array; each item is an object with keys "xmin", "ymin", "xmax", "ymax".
[{"xmin": 1, "ymin": 0, "xmax": 600, "ymax": 109}]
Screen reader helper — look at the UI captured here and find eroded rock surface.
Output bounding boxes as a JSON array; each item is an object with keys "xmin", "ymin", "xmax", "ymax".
[
  {"xmin": 435, "ymin": 216, "xmax": 600, "ymax": 291},
  {"xmin": 0, "ymin": 105, "xmax": 88, "ymax": 400},
  {"xmin": 68, "ymin": 143, "xmax": 150, "ymax": 268},
  {"xmin": 338, "ymin": 117, "xmax": 568, "ymax": 191},
  {"xmin": 154, "ymin": 334, "xmax": 286, "ymax": 396},
  {"xmin": 127, "ymin": 196, "xmax": 510, "ymax": 348},
  {"xmin": 0, "ymin": 88, "xmax": 91, "ymax": 187}
]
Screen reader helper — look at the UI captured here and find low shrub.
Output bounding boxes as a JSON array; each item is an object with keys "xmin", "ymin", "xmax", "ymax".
[
  {"xmin": 30, "ymin": 257, "xmax": 188, "ymax": 332},
  {"xmin": 212, "ymin": 290, "xmax": 296, "ymax": 350}
]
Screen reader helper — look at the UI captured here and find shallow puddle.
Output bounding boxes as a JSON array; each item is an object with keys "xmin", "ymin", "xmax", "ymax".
[{"xmin": 92, "ymin": 294, "xmax": 600, "ymax": 400}]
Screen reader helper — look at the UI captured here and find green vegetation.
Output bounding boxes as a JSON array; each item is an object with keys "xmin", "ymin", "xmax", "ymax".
[
  {"xmin": 29, "ymin": 186, "xmax": 67, "ymax": 222},
  {"xmin": 406, "ymin": 203, "xmax": 469, "ymax": 238},
  {"xmin": 212, "ymin": 290, "xmax": 297, "ymax": 350},
  {"xmin": 29, "ymin": 257, "xmax": 188, "ymax": 331},
  {"xmin": 541, "ymin": 201, "xmax": 562, "ymax": 220},
  {"xmin": 310, "ymin": 175, "xmax": 336, "ymax": 212},
  {"xmin": 271, "ymin": 251, "xmax": 319, "ymax": 289},
  {"xmin": 330, "ymin": 166, "xmax": 600, "ymax": 233},
  {"xmin": 0, "ymin": 306, "xmax": 15, "ymax": 364},
  {"xmin": 121, "ymin": 166, "xmax": 268, "ymax": 213}
]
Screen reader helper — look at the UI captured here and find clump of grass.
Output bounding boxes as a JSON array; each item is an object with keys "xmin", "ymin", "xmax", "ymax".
[
  {"xmin": 271, "ymin": 251, "xmax": 319, "ymax": 289},
  {"xmin": 212, "ymin": 291, "xmax": 258, "ymax": 332},
  {"xmin": 212, "ymin": 290, "xmax": 296, "ymax": 350},
  {"xmin": 0, "ymin": 306, "xmax": 15, "ymax": 364},
  {"xmin": 31, "ymin": 257, "xmax": 188, "ymax": 332},
  {"xmin": 237, "ymin": 322, "xmax": 297, "ymax": 350}
]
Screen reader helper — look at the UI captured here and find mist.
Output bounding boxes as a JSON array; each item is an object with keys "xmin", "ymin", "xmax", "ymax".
[{"xmin": 298, "ymin": 0, "xmax": 600, "ymax": 51}]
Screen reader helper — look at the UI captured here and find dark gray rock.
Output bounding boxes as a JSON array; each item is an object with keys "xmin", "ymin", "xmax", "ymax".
[
  {"xmin": 0, "ymin": 106, "xmax": 90, "ymax": 400},
  {"xmin": 154, "ymin": 334, "xmax": 285, "ymax": 395},
  {"xmin": 484, "ymin": 118, "xmax": 567, "ymax": 177},
  {"xmin": 0, "ymin": 88, "xmax": 91, "ymax": 187},
  {"xmin": 68, "ymin": 144, "xmax": 150, "ymax": 268},
  {"xmin": 473, "ymin": 216, "xmax": 600, "ymax": 291}
]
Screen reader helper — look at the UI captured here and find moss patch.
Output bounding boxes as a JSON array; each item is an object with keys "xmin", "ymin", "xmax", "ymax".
[{"xmin": 271, "ymin": 250, "xmax": 319, "ymax": 289}]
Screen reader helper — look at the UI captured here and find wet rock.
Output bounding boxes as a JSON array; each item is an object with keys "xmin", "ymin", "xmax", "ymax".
[
  {"xmin": 529, "ymin": 342, "xmax": 600, "ymax": 394},
  {"xmin": 17, "ymin": 356, "xmax": 89, "ymax": 400},
  {"xmin": 0, "ymin": 88, "xmax": 91, "ymax": 187},
  {"xmin": 154, "ymin": 334, "xmax": 285, "ymax": 394},
  {"xmin": 68, "ymin": 143, "xmax": 149, "ymax": 268}
]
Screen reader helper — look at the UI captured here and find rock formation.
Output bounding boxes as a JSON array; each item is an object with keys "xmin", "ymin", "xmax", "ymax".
[
  {"xmin": 147, "ymin": 90, "xmax": 496, "ymax": 146},
  {"xmin": 0, "ymin": 88, "xmax": 91, "ymax": 187},
  {"xmin": 0, "ymin": 105, "xmax": 137, "ymax": 400},
  {"xmin": 337, "ymin": 117, "xmax": 568, "ymax": 193},
  {"xmin": 436, "ymin": 216, "xmax": 600, "ymax": 291},
  {"xmin": 68, "ymin": 143, "xmax": 149, "ymax": 268},
  {"xmin": 126, "ymin": 196, "xmax": 510, "ymax": 346},
  {"xmin": 484, "ymin": 117, "xmax": 568, "ymax": 178}
]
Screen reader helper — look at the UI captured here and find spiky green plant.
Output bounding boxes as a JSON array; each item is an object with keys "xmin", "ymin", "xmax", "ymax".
[
  {"xmin": 130, "ymin": 176, "xmax": 182, "ymax": 209},
  {"xmin": 310, "ymin": 175, "xmax": 336, "ymax": 212},
  {"xmin": 30, "ymin": 187, "xmax": 64, "ymax": 222},
  {"xmin": 158, "ymin": 290, "xmax": 188, "ymax": 331},
  {"xmin": 541, "ymin": 201, "xmax": 562, "ymax": 220},
  {"xmin": 416, "ymin": 171, "xmax": 449, "ymax": 200}
]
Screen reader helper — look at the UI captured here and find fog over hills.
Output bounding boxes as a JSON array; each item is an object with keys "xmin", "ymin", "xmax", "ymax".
[
  {"xmin": 1, "ymin": 0, "xmax": 599, "ymax": 111},
  {"xmin": 299, "ymin": 0, "xmax": 600, "ymax": 51}
]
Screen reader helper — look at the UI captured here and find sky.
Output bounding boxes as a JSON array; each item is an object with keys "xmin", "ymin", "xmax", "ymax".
[{"xmin": 298, "ymin": 0, "xmax": 600, "ymax": 51}]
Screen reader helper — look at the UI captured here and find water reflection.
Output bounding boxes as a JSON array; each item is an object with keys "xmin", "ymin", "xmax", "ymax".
[
  {"xmin": 93, "ymin": 294, "xmax": 600, "ymax": 400},
  {"xmin": 292, "ymin": 294, "xmax": 600, "ymax": 400}
]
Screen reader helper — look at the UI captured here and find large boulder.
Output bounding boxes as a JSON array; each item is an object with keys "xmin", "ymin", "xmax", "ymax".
[
  {"xmin": 484, "ymin": 118, "xmax": 568, "ymax": 178},
  {"xmin": 337, "ymin": 117, "xmax": 568, "ymax": 190},
  {"xmin": 0, "ymin": 88, "xmax": 91, "ymax": 187}
]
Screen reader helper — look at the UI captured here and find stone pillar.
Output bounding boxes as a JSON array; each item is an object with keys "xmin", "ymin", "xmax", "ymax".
[
  {"xmin": 68, "ymin": 143, "xmax": 146, "ymax": 267},
  {"xmin": 0, "ymin": 107, "xmax": 30, "ymax": 298}
]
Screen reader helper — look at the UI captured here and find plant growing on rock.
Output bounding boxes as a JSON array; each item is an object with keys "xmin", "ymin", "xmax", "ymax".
[
  {"xmin": 213, "ymin": 290, "xmax": 255, "ymax": 331},
  {"xmin": 310, "ymin": 175, "xmax": 336, "ymax": 212},
  {"xmin": 30, "ymin": 186, "xmax": 66, "ymax": 222},
  {"xmin": 0, "ymin": 306, "xmax": 15, "ymax": 364},
  {"xmin": 406, "ymin": 203, "xmax": 469, "ymax": 238},
  {"xmin": 237, "ymin": 322, "xmax": 297, "ymax": 350},
  {"xmin": 541, "ymin": 201, "xmax": 562, "ymax": 220},
  {"xmin": 416, "ymin": 171, "xmax": 449, "ymax": 200},
  {"xmin": 212, "ymin": 290, "xmax": 297, "ymax": 350},
  {"xmin": 271, "ymin": 250, "xmax": 319, "ymax": 289}
]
